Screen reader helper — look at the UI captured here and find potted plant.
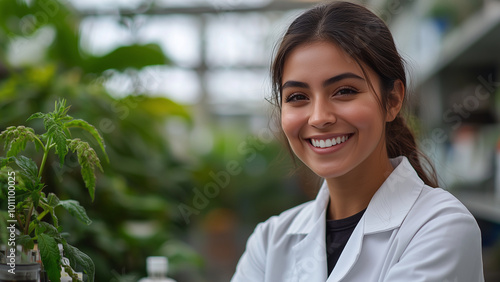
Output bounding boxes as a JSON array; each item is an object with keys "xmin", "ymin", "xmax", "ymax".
[{"xmin": 0, "ymin": 99, "xmax": 107, "ymax": 281}]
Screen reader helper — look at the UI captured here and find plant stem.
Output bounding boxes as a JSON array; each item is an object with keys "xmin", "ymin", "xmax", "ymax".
[
  {"xmin": 24, "ymin": 205, "xmax": 33, "ymax": 235},
  {"xmin": 37, "ymin": 209, "xmax": 50, "ymax": 221},
  {"xmin": 24, "ymin": 139, "xmax": 51, "ymax": 236},
  {"xmin": 16, "ymin": 213, "xmax": 23, "ymax": 228},
  {"xmin": 33, "ymin": 135, "xmax": 46, "ymax": 152},
  {"xmin": 38, "ymin": 143, "xmax": 51, "ymax": 179}
]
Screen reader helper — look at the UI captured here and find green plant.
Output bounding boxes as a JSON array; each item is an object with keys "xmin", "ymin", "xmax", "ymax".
[
  {"xmin": 0, "ymin": 0, "xmax": 202, "ymax": 280},
  {"xmin": 0, "ymin": 99, "xmax": 107, "ymax": 282}
]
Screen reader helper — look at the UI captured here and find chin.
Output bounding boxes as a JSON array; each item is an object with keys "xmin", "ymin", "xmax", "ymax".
[{"xmin": 308, "ymin": 165, "xmax": 350, "ymax": 180}]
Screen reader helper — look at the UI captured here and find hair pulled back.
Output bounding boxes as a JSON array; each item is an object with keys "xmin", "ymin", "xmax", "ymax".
[{"xmin": 271, "ymin": 1, "xmax": 438, "ymax": 187}]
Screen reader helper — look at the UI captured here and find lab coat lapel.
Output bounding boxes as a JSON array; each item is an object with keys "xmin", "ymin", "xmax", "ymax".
[
  {"xmin": 364, "ymin": 157, "xmax": 423, "ymax": 234},
  {"xmin": 326, "ymin": 217, "xmax": 365, "ymax": 282},
  {"xmin": 291, "ymin": 215, "xmax": 328, "ymax": 281},
  {"xmin": 289, "ymin": 183, "xmax": 330, "ymax": 282}
]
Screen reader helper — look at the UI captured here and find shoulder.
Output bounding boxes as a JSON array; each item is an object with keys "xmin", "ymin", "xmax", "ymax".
[
  {"xmin": 387, "ymin": 185, "xmax": 484, "ymax": 281},
  {"xmin": 414, "ymin": 185, "xmax": 476, "ymax": 219},
  {"xmin": 387, "ymin": 156, "xmax": 477, "ymax": 227},
  {"xmin": 402, "ymin": 184, "xmax": 481, "ymax": 241}
]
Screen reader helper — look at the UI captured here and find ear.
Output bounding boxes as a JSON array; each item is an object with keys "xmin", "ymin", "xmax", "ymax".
[{"xmin": 385, "ymin": 79, "xmax": 405, "ymax": 122}]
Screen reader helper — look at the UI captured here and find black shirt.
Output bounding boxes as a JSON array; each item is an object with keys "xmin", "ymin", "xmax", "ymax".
[{"xmin": 325, "ymin": 209, "xmax": 366, "ymax": 276}]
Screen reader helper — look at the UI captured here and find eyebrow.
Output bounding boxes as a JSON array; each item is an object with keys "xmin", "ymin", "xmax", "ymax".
[{"xmin": 281, "ymin": 72, "xmax": 365, "ymax": 90}]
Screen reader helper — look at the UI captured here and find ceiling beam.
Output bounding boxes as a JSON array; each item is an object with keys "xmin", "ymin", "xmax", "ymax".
[{"xmin": 79, "ymin": 1, "xmax": 318, "ymax": 16}]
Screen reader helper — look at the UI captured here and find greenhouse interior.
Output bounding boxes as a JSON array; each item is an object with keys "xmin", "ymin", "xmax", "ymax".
[{"xmin": 0, "ymin": 0, "xmax": 500, "ymax": 281}]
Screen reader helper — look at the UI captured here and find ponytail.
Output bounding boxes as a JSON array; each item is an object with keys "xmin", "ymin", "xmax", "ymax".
[{"xmin": 386, "ymin": 114, "xmax": 438, "ymax": 187}]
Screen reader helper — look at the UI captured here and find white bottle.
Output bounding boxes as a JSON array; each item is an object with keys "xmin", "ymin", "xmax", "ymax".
[{"xmin": 138, "ymin": 256, "xmax": 177, "ymax": 282}]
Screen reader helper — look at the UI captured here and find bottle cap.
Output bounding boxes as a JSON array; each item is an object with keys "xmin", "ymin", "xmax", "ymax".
[{"xmin": 147, "ymin": 256, "xmax": 168, "ymax": 274}]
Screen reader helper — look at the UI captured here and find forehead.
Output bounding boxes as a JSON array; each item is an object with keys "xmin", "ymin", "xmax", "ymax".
[{"xmin": 282, "ymin": 41, "xmax": 365, "ymax": 83}]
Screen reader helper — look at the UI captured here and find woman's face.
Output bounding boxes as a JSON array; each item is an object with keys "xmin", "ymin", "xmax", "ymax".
[{"xmin": 281, "ymin": 41, "xmax": 394, "ymax": 180}]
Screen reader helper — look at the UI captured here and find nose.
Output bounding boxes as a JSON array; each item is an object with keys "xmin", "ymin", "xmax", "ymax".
[{"xmin": 308, "ymin": 98, "xmax": 336, "ymax": 129}]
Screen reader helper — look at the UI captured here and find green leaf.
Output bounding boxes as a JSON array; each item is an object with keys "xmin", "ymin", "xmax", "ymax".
[
  {"xmin": 0, "ymin": 156, "xmax": 14, "ymax": 168},
  {"xmin": 53, "ymin": 99, "xmax": 71, "ymax": 120},
  {"xmin": 13, "ymin": 156, "xmax": 42, "ymax": 192},
  {"xmin": 64, "ymin": 119, "xmax": 109, "ymax": 163},
  {"xmin": 138, "ymin": 96, "xmax": 192, "ymax": 122},
  {"xmin": 58, "ymin": 200, "xmax": 92, "ymax": 225},
  {"xmin": 37, "ymin": 222, "xmax": 60, "ymax": 238},
  {"xmin": 50, "ymin": 210, "xmax": 59, "ymax": 228},
  {"xmin": 39, "ymin": 99, "xmax": 74, "ymax": 165},
  {"xmin": 44, "ymin": 116, "xmax": 68, "ymax": 165},
  {"xmin": 36, "ymin": 220, "xmax": 47, "ymax": 234},
  {"xmin": 43, "ymin": 193, "xmax": 61, "ymax": 227},
  {"xmin": 38, "ymin": 233, "xmax": 61, "ymax": 282},
  {"xmin": 31, "ymin": 190, "xmax": 41, "ymax": 207},
  {"xmin": 63, "ymin": 242, "xmax": 95, "ymax": 282},
  {"xmin": 47, "ymin": 193, "xmax": 60, "ymax": 207},
  {"xmin": 14, "ymin": 155, "xmax": 39, "ymax": 184},
  {"xmin": 0, "ymin": 126, "xmax": 38, "ymax": 157},
  {"xmin": 16, "ymin": 234, "xmax": 34, "ymax": 250},
  {"xmin": 81, "ymin": 162, "xmax": 95, "ymax": 202},
  {"xmin": 84, "ymin": 43, "xmax": 168, "ymax": 73},
  {"xmin": 67, "ymin": 139, "xmax": 103, "ymax": 201},
  {"xmin": 26, "ymin": 112, "xmax": 46, "ymax": 122}
]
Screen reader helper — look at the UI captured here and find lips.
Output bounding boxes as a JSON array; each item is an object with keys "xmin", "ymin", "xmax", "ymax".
[{"xmin": 308, "ymin": 134, "xmax": 353, "ymax": 148}]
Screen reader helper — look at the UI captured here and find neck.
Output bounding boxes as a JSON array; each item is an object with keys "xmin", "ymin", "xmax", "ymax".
[{"xmin": 325, "ymin": 150, "xmax": 394, "ymax": 220}]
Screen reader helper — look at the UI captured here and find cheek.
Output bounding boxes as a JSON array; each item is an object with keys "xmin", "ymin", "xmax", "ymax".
[
  {"xmin": 281, "ymin": 110, "xmax": 304, "ymax": 138},
  {"xmin": 342, "ymin": 102, "xmax": 385, "ymax": 131}
]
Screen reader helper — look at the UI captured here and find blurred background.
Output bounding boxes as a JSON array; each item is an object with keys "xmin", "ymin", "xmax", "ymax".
[{"xmin": 0, "ymin": 0, "xmax": 499, "ymax": 281}]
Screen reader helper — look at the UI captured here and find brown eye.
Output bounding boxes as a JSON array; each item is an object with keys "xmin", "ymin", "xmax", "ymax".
[
  {"xmin": 336, "ymin": 87, "xmax": 358, "ymax": 96},
  {"xmin": 285, "ymin": 93, "xmax": 308, "ymax": 103}
]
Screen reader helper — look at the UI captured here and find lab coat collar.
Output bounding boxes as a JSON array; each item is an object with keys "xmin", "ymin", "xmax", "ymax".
[
  {"xmin": 287, "ymin": 179, "xmax": 330, "ymax": 235},
  {"xmin": 364, "ymin": 156, "xmax": 424, "ymax": 234},
  {"xmin": 286, "ymin": 156, "xmax": 424, "ymax": 235}
]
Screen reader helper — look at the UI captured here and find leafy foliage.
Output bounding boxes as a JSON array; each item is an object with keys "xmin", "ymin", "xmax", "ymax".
[
  {"xmin": 63, "ymin": 241, "xmax": 96, "ymax": 282},
  {"xmin": 0, "ymin": 126, "xmax": 39, "ymax": 157},
  {"xmin": 37, "ymin": 233, "xmax": 62, "ymax": 282},
  {"xmin": 67, "ymin": 139, "xmax": 103, "ymax": 201},
  {"xmin": 84, "ymin": 44, "xmax": 169, "ymax": 73},
  {"xmin": 0, "ymin": 99, "xmax": 106, "ymax": 281},
  {"xmin": 28, "ymin": 100, "xmax": 73, "ymax": 165},
  {"xmin": 59, "ymin": 200, "xmax": 92, "ymax": 225},
  {"xmin": 14, "ymin": 156, "xmax": 41, "ymax": 191},
  {"xmin": 17, "ymin": 234, "xmax": 35, "ymax": 250},
  {"xmin": 0, "ymin": 0, "xmax": 203, "ymax": 280},
  {"xmin": 65, "ymin": 119, "xmax": 108, "ymax": 163}
]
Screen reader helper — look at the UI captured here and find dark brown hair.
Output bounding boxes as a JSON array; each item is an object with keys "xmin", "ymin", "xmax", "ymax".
[{"xmin": 270, "ymin": 1, "xmax": 438, "ymax": 187}]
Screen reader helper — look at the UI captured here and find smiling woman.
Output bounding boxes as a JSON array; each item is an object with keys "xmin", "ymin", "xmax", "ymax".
[
  {"xmin": 231, "ymin": 1, "xmax": 484, "ymax": 282},
  {"xmin": 280, "ymin": 42, "xmax": 399, "ymax": 202}
]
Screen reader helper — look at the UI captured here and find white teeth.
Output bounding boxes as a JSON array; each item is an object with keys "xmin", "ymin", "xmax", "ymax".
[
  {"xmin": 311, "ymin": 135, "xmax": 350, "ymax": 148},
  {"xmin": 319, "ymin": 140, "xmax": 326, "ymax": 148}
]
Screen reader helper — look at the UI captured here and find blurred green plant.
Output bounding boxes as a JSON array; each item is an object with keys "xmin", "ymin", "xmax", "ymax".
[
  {"xmin": 0, "ymin": 0, "xmax": 203, "ymax": 281},
  {"xmin": 1, "ymin": 99, "xmax": 107, "ymax": 281},
  {"xmin": 427, "ymin": 0, "xmax": 483, "ymax": 31}
]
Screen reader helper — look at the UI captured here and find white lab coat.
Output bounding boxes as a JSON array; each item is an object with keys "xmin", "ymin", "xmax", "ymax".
[{"xmin": 232, "ymin": 157, "xmax": 484, "ymax": 282}]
